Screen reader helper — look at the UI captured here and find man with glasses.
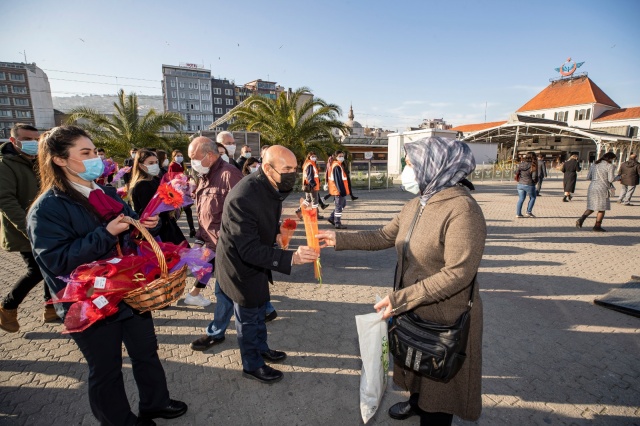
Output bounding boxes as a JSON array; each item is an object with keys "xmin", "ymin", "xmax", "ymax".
[
  {"xmin": 0, "ymin": 124, "xmax": 56, "ymax": 332},
  {"xmin": 215, "ymin": 145, "xmax": 318, "ymax": 383}
]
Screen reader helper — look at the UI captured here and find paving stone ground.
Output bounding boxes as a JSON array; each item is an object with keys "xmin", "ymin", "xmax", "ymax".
[{"xmin": 1, "ymin": 177, "xmax": 639, "ymax": 425}]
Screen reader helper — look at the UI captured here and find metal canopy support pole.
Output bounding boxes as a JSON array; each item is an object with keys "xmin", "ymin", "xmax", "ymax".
[{"xmin": 512, "ymin": 125, "xmax": 520, "ymax": 162}]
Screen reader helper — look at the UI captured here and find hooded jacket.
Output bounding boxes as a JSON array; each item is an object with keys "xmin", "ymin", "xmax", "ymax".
[
  {"xmin": 517, "ymin": 161, "xmax": 538, "ymax": 186},
  {"xmin": 618, "ymin": 159, "xmax": 640, "ymax": 186},
  {"xmin": 0, "ymin": 142, "xmax": 39, "ymax": 252}
]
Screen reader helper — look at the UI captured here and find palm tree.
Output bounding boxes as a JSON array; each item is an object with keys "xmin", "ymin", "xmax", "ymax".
[
  {"xmin": 227, "ymin": 87, "xmax": 349, "ymax": 161},
  {"xmin": 65, "ymin": 89, "xmax": 185, "ymax": 158}
]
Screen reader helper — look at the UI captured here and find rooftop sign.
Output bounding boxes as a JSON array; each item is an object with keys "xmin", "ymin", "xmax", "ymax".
[{"xmin": 555, "ymin": 57, "xmax": 585, "ymax": 77}]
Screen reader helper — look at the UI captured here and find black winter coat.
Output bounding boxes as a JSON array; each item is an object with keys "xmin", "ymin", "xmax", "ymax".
[
  {"xmin": 216, "ymin": 169, "xmax": 294, "ymax": 307},
  {"xmin": 27, "ymin": 186, "xmax": 139, "ymax": 320},
  {"xmin": 561, "ymin": 159, "xmax": 581, "ymax": 193}
]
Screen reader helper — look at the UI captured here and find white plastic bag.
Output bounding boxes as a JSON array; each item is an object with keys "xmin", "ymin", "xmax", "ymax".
[{"xmin": 355, "ymin": 310, "xmax": 389, "ymax": 424}]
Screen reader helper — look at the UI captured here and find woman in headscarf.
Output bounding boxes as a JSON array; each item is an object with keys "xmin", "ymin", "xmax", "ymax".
[
  {"xmin": 576, "ymin": 152, "xmax": 617, "ymax": 232},
  {"xmin": 318, "ymin": 137, "xmax": 485, "ymax": 426}
]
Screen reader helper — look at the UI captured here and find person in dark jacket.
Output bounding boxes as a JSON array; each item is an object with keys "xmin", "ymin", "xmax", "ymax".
[
  {"xmin": 122, "ymin": 147, "xmax": 138, "ymax": 187},
  {"xmin": 0, "ymin": 124, "xmax": 55, "ymax": 333},
  {"xmin": 216, "ymin": 131, "xmax": 241, "ymax": 170},
  {"xmin": 561, "ymin": 154, "xmax": 581, "ymax": 202},
  {"xmin": 617, "ymin": 153, "xmax": 639, "ymax": 205},
  {"xmin": 216, "ymin": 145, "xmax": 318, "ymax": 384},
  {"xmin": 515, "ymin": 153, "xmax": 538, "ymax": 218},
  {"xmin": 237, "ymin": 144, "xmax": 253, "ymax": 170},
  {"xmin": 130, "ymin": 149, "xmax": 186, "ymax": 246},
  {"xmin": 536, "ymin": 154, "xmax": 547, "ymax": 196},
  {"xmin": 27, "ymin": 125, "xmax": 187, "ymax": 426},
  {"xmin": 327, "ymin": 150, "xmax": 350, "ymax": 229}
]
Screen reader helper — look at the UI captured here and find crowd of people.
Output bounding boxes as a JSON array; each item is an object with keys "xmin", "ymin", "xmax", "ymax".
[{"xmin": 1, "ymin": 121, "xmax": 638, "ymax": 426}]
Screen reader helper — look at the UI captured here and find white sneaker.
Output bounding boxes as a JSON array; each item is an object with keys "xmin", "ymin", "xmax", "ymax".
[{"xmin": 184, "ymin": 293, "xmax": 212, "ymax": 307}]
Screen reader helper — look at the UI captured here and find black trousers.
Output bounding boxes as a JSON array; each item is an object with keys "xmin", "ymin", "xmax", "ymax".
[
  {"xmin": 2, "ymin": 251, "xmax": 50, "ymax": 310},
  {"xmin": 70, "ymin": 311, "xmax": 170, "ymax": 426},
  {"xmin": 536, "ymin": 177, "xmax": 544, "ymax": 195},
  {"xmin": 183, "ymin": 205, "xmax": 195, "ymax": 231}
]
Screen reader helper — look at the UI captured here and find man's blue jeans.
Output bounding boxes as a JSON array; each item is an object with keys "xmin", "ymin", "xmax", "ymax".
[
  {"xmin": 206, "ymin": 280, "xmax": 275, "ymax": 337},
  {"xmin": 516, "ymin": 184, "xmax": 537, "ymax": 215},
  {"xmin": 234, "ymin": 302, "xmax": 270, "ymax": 371}
]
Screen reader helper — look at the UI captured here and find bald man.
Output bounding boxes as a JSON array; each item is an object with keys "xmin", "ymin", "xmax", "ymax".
[
  {"xmin": 214, "ymin": 145, "xmax": 318, "ymax": 383},
  {"xmin": 184, "ymin": 137, "xmax": 243, "ymax": 312}
]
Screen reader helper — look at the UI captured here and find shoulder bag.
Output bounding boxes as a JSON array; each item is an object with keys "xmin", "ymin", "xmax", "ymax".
[{"xmin": 388, "ymin": 204, "xmax": 475, "ymax": 383}]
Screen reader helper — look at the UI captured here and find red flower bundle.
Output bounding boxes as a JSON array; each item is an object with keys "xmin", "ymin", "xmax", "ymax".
[
  {"xmin": 280, "ymin": 218, "xmax": 297, "ymax": 250},
  {"xmin": 140, "ymin": 174, "xmax": 194, "ymax": 221}
]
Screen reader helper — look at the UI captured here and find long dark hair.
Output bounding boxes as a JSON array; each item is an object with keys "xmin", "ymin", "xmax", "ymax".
[
  {"xmin": 242, "ymin": 157, "xmax": 259, "ymax": 176},
  {"xmin": 130, "ymin": 149, "xmax": 157, "ymax": 189},
  {"xmin": 595, "ymin": 152, "xmax": 616, "ymax": 164},
  {"xmin": 35, "ymin": 125, "xmax": 100, "ymax": 217},
  {"xmin": 523, "ymin": 152, "xmax": 537, "ymax": 171}
]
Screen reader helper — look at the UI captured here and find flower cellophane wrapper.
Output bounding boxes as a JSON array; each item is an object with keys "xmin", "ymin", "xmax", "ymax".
[
  {"xmin": 300, "ymin": 201, "xmax": 322, "ymax": 284},
  {"xmin": 112, "ymin": 166, "xmax": 131, "ymax": 182},
  {"xmin": 54, "ymin": 239, "xmax": 213, "ymax": 333},
  {"xmin": 140, "ymin": 174, "xmax": 194, "ymax": 221},
  {"xmin": 280, "ymin": 218, "xmax": 297, "ymax": 250}
]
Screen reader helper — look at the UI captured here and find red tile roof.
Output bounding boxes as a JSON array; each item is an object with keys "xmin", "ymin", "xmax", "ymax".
[
  {"xmin": 593, "ymin": 106, "xmax": 640, "ymax": 122},
  {"xmin": 451, "ymin": 121, "xmax": 507, "ymax": 133},
  {"xmin": 517, "ymin": 77, "xmax": 619, "ymax": 112}
]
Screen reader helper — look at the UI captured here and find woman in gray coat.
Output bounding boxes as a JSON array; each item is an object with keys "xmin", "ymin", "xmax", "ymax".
[
  {"xmin": 576, "ymin": 152, "xmax": 617, "ymax": 232},
  {"xmin": 318, "ymin": 137, "xmax": 485, "ymax": 426}
]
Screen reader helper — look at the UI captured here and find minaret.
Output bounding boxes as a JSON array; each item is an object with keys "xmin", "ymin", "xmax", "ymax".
[{"xmin": 348, "ymin": 104, "xmax": 354, "ymax": 121}]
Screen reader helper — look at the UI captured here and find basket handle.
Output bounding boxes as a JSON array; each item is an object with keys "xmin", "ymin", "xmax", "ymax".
[{"xmin": 121, "ymin": 216, "xmax": 168, "ymax": 277}]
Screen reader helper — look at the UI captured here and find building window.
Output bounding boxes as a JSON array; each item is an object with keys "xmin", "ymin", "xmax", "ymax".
[
  {"xmin": 0, "ymin": 85, "xmax": 7, "ymax": 93},
  {"xmin": 213, "ymin": 88, "xmax": 221, "ymax": 95},
  {"xmin": 188, "ymin": 82, "xmax": 193, "ymax": 89},
  {"xmin": 12, "ymin": 86, "xmax": 27, "ymax": 94},
  {"xmin": 170, "ymin": 80, "xmax": 176, "ymax": 88},
  {"xmin": 179, "ymin": 82, "xmax": 184, "ymax": 88},
  {"xmin": 226, "ymin": 108, "xmax": 232, "ymax": 113},
  {"xmin": 0, "ymin": 72, "xmax": 5, "ymax": 80},
  {"xmin": 13, "ymin": 98, "xmax": 29, "ymax": 106},
  {"xmin": 9, "ymin": 73, "xmax": 25, "ymax": 82},
  {"xmin": 214, "ymin": 98, "xmax": 222, "ymax": 104},
  {"xmin": 188, "ymin": 93, "xmax": 194, "ymax": 99},
  {"xmin": 554, "ymin": 111, "xmax": 568, "ymax": 122},
  {"xmin": 180, "ymin": 93, "xmax": 185, "ymax": 99},
  {"xmin": 181, "ymin": 102, "xmax": 186, "ymax": 109},
  {"xmin": 201, "ymin": 94, "xmax": 209, "ymax": 100},
  {"xmin": 585, "ymin": 109, "xmax": 590, "ymax": 120},
  {"xmin": 16, "ymin": 111, "xmax": 31, "ymax": 118},
  {"xmin": 215, "ymin": 107, "xmax": 222, "ymax": 114},
  {"xmin": 0, "ymin": 97, "xmax": 9, "ymax": 105},
  {"xmin": 0, "ymin": 110, "xmax": 11, "ymax": 117},
  {"xmin": 225, "ymin": 88, "xmax": 233, "ymax": 96},
  {"xmin": 629, "ymin": 126, "xmax": 639, "ymax": 138},
  {"xmin": 171, "ymin": 91, "xmax": 177, "ymax": 98},
  {"xmin": 225, "ymin": 99, "xmax": 234, "ymax": 105},
  {"xmin": 171, "ymin": 102, "xmax": 178, "ymax": 109}
]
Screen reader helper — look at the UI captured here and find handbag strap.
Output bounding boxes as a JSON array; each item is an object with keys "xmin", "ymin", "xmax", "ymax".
[{"xmin": 393, "ymin": 203, "xmax": 477, "ymax": 309}]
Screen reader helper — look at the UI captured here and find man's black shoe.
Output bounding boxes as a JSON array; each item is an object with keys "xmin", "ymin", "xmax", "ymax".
[
  {"xmin": 388, "ymin": 400, "xmax": 421, "ymax": 420},
  {"xmin": 351, "ymin": 195, "xmax": 359, "ymax": 201},
  {"xmin": 139, "ymin": 399, "xmax": 188, "ymax": 420},
  {"xmin": 242, "ymin": 365, "xmax": 283, "ymax": 384},
  {"xmin": 319, "ymin": 201, "xmax": 329, "ymax": 210},
  {"xmin": 265, "ymin": 310, "xmax": 278, "ymax": 322},
  {"xmin": 335, "ymin": 224, "xmax": 347, "ymax": 229},
  {"xmin": 135, "ymin": 418, "xmax": 156, "ymax": 426},
  {"xmin": 327, "ymin": 218, "xmax": 335, "ymax": 226},
  {"xmin": 190, "ymin": 334, "xmax": 225, "ymax": 351},
  {"xmin": 260, "ymin": 349, "xmax": 287, "ymax": 362}
]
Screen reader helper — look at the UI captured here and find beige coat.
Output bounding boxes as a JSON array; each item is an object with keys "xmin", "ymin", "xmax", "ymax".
[{"xmin": 336, "ymin": 186, "xmax": 486, "ymax": 420}]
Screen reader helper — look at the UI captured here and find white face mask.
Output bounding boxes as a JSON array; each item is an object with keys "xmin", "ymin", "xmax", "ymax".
[
  {"xmin": 191, "ymin": 158, "xmax": 210, "ymax": 175},
  {"xmin": 244, "ymin": 152, "xmax": 252, "ymax": 159},
  {"xmin": 175, "ymin": 156, "xmax": 183, "ymax": 163},
  {"xmin": 162, "ymin": 159, "xmax": 169, "ymax": 167},
  {"xmin": 145, "ymin": 163, "xmax": 160, "ymax": 177},
  {"xmin": 250, "ymin": 166, "xmax": 259, "ymax": 173},
  {"xmin": 225, "ymin": 144, "xmax": 236, "ymax": 156},
  {"xmin": 221, "ymin": 154, "xmax": 230, "ymax": 163},
  {"xmin": 337, "ymin": 156, "xmax": 345, "ymax": 162},
  {"xmin": 401, "ymin": 165, "xmax": 420, "ymax": 194},
  {"xmin": 310, "ymin": 156, "xmax": 317, "ymax": 162}
]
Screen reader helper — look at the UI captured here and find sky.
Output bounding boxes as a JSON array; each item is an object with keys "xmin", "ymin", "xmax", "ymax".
[{"xmin": 2, "ymin": 0, "xmax": 639, "ymax": 130}]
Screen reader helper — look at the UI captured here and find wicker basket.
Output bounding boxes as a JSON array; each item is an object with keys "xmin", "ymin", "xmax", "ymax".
[{"xmin": 121, "ymin": 216, "xmax": 188, "ymax": 312}]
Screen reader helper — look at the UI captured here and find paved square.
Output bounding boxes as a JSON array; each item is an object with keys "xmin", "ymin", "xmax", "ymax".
[{"xmin": 1, "ymin": 178, "xmax": 639, "ymax": 425}]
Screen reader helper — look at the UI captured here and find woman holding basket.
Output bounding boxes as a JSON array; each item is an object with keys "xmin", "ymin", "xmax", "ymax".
[{"xmin": 27, "ymin": 126, "xmax": 187, "ymax": 426}]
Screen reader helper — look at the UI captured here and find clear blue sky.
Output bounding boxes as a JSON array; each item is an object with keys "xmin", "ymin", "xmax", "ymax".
[{"xmin": 2, "ymin": 0, "xmax": 639, "ymax": 129}]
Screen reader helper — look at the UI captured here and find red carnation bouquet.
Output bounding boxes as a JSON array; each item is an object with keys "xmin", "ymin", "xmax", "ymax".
[
  {"xmin": 280, "ymin": 218, "xmax": 297, "ymax": 250},
  {"xmin": 140, "ymin": 174, "xmax": 194, "ymax": 221}
]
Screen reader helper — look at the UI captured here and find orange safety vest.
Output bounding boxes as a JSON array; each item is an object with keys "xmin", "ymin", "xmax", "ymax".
[
  {"xmin": 328, "ymin": 160, "xmax": 350, "ymax": 196},
  {"xmin": 302, "ymin": 160, "xmax": 320, "ymax": 189}
]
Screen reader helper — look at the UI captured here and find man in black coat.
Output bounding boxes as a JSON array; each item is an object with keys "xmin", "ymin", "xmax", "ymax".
[
  {"xmin": 217, "ymin": 145, "xmax": 318, "ymax": 384},
  {"xmin": 617, "ymin": 153, "xmax": 639, "ymax": 205},
  {"xmin": 561, "ymin": 154, "xmax": 581, "ymax": 202},
  {"xmin": 536, "ymin": 154, "xmax": 547, "ymax": 196}
]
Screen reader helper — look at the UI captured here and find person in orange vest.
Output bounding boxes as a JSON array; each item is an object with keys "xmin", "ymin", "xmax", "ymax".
[
  {"xmin": 327, "ymin": 150, "xmax": 349, "ymax": 229},
  {"xmin": 296, "ymin": 151, "xmax": 326, "ymax": 220}
]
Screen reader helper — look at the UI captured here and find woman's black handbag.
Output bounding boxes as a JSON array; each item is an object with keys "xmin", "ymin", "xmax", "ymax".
[{"xmin": 388, "ymin": 204, "xmax": 475, "ymax": 383}]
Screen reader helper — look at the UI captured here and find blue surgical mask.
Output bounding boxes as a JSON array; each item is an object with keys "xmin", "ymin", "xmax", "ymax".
[
  {"xmin": 68, "ymin": 157, "xmax": 105, "ymax": 182},
  {"xmin": 20, "ymin": 140, "xmax": 38, "ymax": 156}
]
